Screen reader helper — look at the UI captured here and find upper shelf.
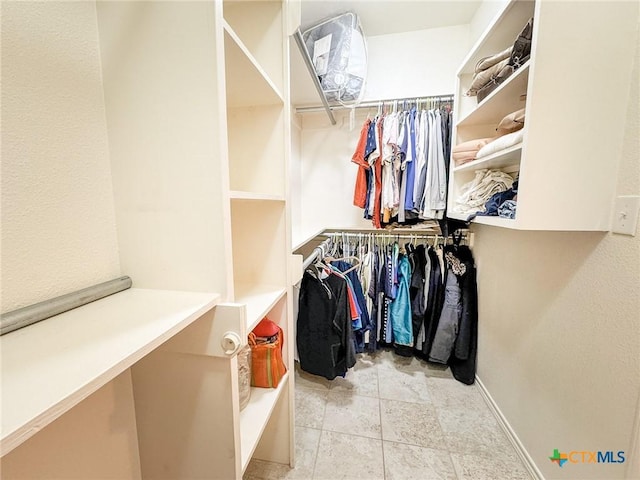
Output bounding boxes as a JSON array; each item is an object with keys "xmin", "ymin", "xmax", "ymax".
[
  {"xmin": 457, "ymin": 62, "xmax": 529, "ymax": 128},
  {"xmin": 457, "ymin": 0, "xmax": 535, "ymax": 76},
  {"xmin": 0, "ymin": 288, "xmax": 220, "ymax": 456},
  {"xmin": 224, "ymin": 21, "xmax": 284, "ymax": 108},
  {"xmin": 223, "ymin": 0, "xmax": 284, "ymax": 96}
]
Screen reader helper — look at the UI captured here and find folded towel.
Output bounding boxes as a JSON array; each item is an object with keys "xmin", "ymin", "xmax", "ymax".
[{"xmin": 476, "ymin": 129, "xmax": 525, "ymax": 159}]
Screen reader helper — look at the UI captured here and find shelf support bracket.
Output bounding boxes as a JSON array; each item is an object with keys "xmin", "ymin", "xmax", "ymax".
[{"xmin": 292, "ymin": 28, "xmax": 336, "ymax": 125}]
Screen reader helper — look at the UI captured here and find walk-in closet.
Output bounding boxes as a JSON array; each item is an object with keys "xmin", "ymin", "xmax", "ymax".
[{"xmin": 1, "ymin": 1, "xmax": 639, "ymax": 480}]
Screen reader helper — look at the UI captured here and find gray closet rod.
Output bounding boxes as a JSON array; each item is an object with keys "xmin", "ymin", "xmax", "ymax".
[
  {"xmin": 322, "ymin": 231, "xmax": 467, "ymax": 244},
  {"xmin": 302, "ymin": 229, "xmax": 470, "ymax": 270},
  {"xmin": 0, "ymin": 276, "xmax": 132, "ymax": 335},
  {"xmin": 295, "ymin": 94, "xmax": 454, "ymax": 116}
]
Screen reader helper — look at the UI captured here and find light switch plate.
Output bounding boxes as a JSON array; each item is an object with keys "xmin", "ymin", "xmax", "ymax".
[{"xmin": 612, "ymin": 195, "xmax": 640, "ymax": 236}]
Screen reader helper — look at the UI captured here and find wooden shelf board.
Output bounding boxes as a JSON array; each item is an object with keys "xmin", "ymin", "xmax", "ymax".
[
  {"xmin": 447, "ymin": 211, "xmax": 518, "ymax": 228},
  {"xmin": 234, "ymin": 284, "xmax": 286, "ymax": 333},
  {"xmin": 454, "ymin": 143, "xmax": 523, "ymax": 172},
  {"xmin": 229, "ymin": 191, "xmax": 286, "ymax": 202},
  {"xmin": 472, "ymin": 215, "xmax": 518, "ymax": 227},
  {"xmin": 0, "ymin": 288, "xmax": 220, "ymax": 456},
  {"xmin": 240, "ymin": 373, "xmax": 289, "ymax": 472},
  {"xmin": 457, "ymin": 0, "xmax": 535, "ymax": 75},
  {"xmin": 457, "ymin": 62, "xmax": 530, "ymax": 128},
  {"xmin": 224, "ymin": 21, "xmax": 284, "ymax": 108}
]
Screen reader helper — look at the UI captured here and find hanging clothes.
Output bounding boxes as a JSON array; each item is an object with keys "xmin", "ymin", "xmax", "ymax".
[
  {"xmin": 296, "ymin": 231, "xmax": 476, "ymax": 385},
  {"xmin": 351, "ymin": 101, "xmax": 454, "ymax": 229},
  {"xmin": 428, "ymin": 263, "xmax": 461, "ymax": 364},
  {"xmin": 331, "ymin": 260, "xmax": 371, "ymax": 353},
  {"xmin": 351, "ymin": 119, "xmax": 371, "ymax": 209},
  {"xmin": 419, "ymin": 246, "xmax": 445, "ymax": 358},
  {"xmin": 390, "ymin": 252, "xmax": 413, "ymax": 357},
  {"xmin": 297, "ymin": 268, "xmax": 356, "ymax": 380},
  {"xmin": 448, "ymin": 245, "xmax": 479, "ymax": 385}
]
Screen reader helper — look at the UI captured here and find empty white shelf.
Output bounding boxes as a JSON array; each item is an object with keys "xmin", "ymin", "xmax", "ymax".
[
  {"xmin": 240, "ymin": 372, "xmax": 289, "ymax": 471},
  {"xmin": 229, "ymin": 191, "xmax": 286, "ymax": 202},
  {"xmin": 234, "ymin": 284, "xmax": 286, "ymax": 333},
  {"xmin": 224, "ymin": 21, "xmax": 283, "ymax": 108},
  {"xmin": 0, "ymin": 288, "xmax": 220, "ymax": 456}
]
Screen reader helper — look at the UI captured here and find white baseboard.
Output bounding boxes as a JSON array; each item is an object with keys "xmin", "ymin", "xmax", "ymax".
[{"xmin": 475, "ymin": 375, "xmax": 545, "ymax": 480}]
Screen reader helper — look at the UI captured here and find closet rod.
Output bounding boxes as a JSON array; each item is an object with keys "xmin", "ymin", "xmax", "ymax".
[
  {"xmin": 0, "ymin": 276, "xmax": 132, "ymax": 335},
  {"xmin": 323, "ymin": 230, "xmax": 474, "ymax": 247},
  {"xmin": 295, "ymin": 94, "xmax": 454, "ymax": 115}
]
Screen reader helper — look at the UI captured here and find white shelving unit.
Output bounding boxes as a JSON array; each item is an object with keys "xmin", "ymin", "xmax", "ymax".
[
  {"xmin": 0, "ymin": 289, "xmax": 220, "ymax": 457},
  {"xmin": 1, "ymin": 2, "xmax": 296, "ymax": 479},
  {"xmin": 447, "ymin": 0, "xmax": 638, "ymax": 230}
]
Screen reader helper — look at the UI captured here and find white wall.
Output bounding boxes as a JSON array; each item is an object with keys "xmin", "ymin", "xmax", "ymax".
[
  {"xmin": 473, "ymin": 27, "xmax": 640, "ymax": 480},
  {"xmin": 1, "ymin": 2, "xmax": 121, "ymax": 313},
  {"xmin": 293, "ymin": 25, "xmax": 470, "ymax": 243},
  {"xmin": 469, "ymin": 0, "xmax": 510, "ymax": 46},
  {"xmin": 363, "ymin": 25, "xmax": 470, "ymax": 100}
]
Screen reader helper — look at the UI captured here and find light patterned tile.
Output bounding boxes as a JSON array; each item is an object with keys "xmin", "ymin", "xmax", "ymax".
[
  {"xmin": 244, "ymin": 427, "xmax": 320, "ymax": 480},
  {"xmin": 330, "ymin": 360, "xmax": 379, "ymax": 397},
  {"xmin": 313, "ymin": 431, "xmax": 384, "ymax": 480},
  {"xmin": 383, "ymin": 442, "xmax": 457, "ymax": 480},
  {"xmin": 378, "ymin": 365, "xmax": 432, "ymax": 404},
  {"xmin": 374, "ymin": 348, "xmax": 452, "ymax": 378},
  {"xmin": 451, "ymin": 452, "xmax": 532, "ymax": 480},
  {"xmin": 295, "ymin": 363, "xmax": 332, "ymax": 391},
  {"xmin": 295, "ymin": 387, "xmax": 328, "ymax": 429},
  {"xmin": 323, "ymin": 391, "xmax": 381, "ymax": 439},
  {"xmin": 426, "ymin": 376, "xmax": 488, "ymax": 410},
  {"xmin": 437, "ymin": 406, "xmax": 514, "ymax": 457},
  {"xmin": 380, "ymin": 399, "xmax": 445, "ymax": 449}
]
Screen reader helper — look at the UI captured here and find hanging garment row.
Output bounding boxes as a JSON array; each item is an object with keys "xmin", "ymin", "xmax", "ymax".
[
  {"xmin": 351, "ymin": 100, "xmax": 454, "ymax": 229},
  {"xmin": 296, "ymin": 231, "xmax": 478, "ymax": 385}
]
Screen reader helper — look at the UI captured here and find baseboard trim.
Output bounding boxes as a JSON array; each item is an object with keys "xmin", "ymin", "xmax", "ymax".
[{"xmin": 475, "ymin": 375, "xmax": 545, "ymax": 480}]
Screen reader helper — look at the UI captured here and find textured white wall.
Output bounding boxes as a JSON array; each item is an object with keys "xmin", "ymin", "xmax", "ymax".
[
  {"xmin": 1, "ymin": 2, "xmax": 121, "ymax": 312},
  {"xmin": 473, "ymin": 28, "xmax": 640, "ymax": 480},
  {"xmin": 294, "ymin": 25, "xmax": 470, "ymax": 242}
]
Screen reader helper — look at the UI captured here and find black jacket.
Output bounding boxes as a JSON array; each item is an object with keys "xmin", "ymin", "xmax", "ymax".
[
  {"xmin": 297, "ymin": 270, "xmax": 356, "ymax": 380},
  {"xmin": 448, "ymin": 246, "xmax": 478, "ymax": 385}
]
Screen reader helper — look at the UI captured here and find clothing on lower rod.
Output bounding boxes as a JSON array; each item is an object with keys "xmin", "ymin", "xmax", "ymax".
[{"xmin": 295, "ymin": 238, "xmax": 478, "ymax": 385}]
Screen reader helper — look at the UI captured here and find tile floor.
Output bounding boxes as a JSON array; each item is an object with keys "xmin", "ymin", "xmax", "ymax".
[{"xmin": 244, "ymin": 350, "xmax": 532, "ymax": 480}]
